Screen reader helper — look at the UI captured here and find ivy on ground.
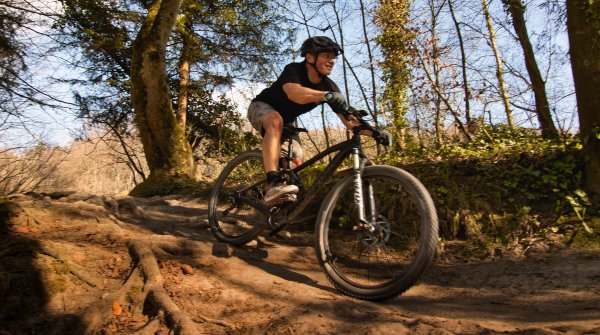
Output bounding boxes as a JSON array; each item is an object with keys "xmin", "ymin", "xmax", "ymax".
[{"xmin": 379, "ymin": 126, "xmax": 599, "ymax": 251}]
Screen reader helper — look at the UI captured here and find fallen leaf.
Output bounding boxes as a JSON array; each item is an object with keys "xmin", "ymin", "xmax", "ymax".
[
  {"xmin": 181, "ymin": 264, "xmax": 194, "ymax": 275},
  {"xmin": 112, "ymin": 302, "xmax": 122, "ymax": 316}
]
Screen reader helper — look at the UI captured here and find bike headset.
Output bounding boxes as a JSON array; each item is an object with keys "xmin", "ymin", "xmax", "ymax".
[{"xmin": 300, "ymin": 36, "xmax": 343, "ymax": 78}]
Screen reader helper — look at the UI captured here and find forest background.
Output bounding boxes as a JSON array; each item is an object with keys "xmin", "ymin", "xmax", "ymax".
[{"xmin": 1, "ymin": 0, "xmax": 600, "ymax": 250}]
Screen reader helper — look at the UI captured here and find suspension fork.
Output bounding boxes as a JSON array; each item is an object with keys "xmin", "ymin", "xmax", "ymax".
[
  {"xmin": 352, "ymin": 148, "xmax": 377, "ymax": 231},
  {"xmin": 366, "ymin": 179, "xmax": 377, "ymax": 223},
  {"xmin": 352, "ymin": 148, "xmax": 365, "ymax": 222}
]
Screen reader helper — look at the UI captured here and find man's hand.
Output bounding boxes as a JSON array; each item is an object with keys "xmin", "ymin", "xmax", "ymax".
[
  {"xmin": 323, "ymin": 91, "xmax": 348, "ymax": 113},
  {"xmin": 374, "ymin": 130, "xmax": 392, "ymax": 146}
]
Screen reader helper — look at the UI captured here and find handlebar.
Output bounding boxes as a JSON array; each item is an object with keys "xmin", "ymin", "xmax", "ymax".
[
  {"xmin": 341, "ymin": 107, "xmax": 390, "ymax": 147},
  {"xmin": 347, "ymin": 107, "xmax": 369, "ymax": 118}
]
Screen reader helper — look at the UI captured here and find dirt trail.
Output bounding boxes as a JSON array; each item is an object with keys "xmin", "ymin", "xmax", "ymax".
[{"xmin": 1, "ymin": 193, "xmax": 599, "ymax": 334}]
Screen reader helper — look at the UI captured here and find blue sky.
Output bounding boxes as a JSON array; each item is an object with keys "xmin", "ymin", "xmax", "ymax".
[{"xmin": 1, "ymin": 0, "xmax": 578, "ymax": 150}]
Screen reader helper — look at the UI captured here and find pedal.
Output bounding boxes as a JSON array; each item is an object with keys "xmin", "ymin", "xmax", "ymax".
[{"xmin": 268, "ymin": 223, "xmax": 289, "ymax": 236}]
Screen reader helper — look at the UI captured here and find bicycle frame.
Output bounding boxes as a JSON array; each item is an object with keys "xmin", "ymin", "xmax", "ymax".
[
  {"xmin": 233, "ymin": 132, "xmax": 371, "ymax": 225},
  {"xmin": 210, "ymin": 109, "xmax": 438, "ymax": 300}
]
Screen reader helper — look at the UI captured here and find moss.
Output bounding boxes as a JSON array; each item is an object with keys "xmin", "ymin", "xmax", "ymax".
[
  {"xmin": 127, "ymin": 286, "xmax": 144, "ymax": 304},
  {"xmin": 299, "ymin": 163, "xmax": 328, "ymax": 189},
  {"xmin": 129, "ymin": 173, "xmax": 211, "ymax": 197},
  {"xmin": 46, "ymin": 275, "xmax": 67, "ymax": 296},
  {"xmin": 463, "ymin": 238, "xmax": 493, "ymax": 259},
  {"xmin": 570, "ymin": 218, "xmax": 600, "ymax": 249}
]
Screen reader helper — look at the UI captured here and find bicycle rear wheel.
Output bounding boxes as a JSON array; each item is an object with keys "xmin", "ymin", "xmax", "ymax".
[
  {"xmin": 208, "ymin": 150, "xmax": 267, "ymax": 245},
  {"xmin": 315, "ymin": 165, "xmax": 438, "ymax": 301}
]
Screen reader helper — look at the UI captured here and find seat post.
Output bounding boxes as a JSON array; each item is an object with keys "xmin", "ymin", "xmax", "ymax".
[
  {"xmin": 280, "ymin": 124, "xmax": 307, "ymax": 170},
  {"xmin": 279, "ymin": 137, "xmax": 294, "ymax": 170}
]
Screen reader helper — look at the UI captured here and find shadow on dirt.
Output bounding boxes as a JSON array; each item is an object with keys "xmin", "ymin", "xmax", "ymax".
[
  {"xmin": 391, "ymin": 253, "xmax": 600, "ymax": 324},
  {"xmin": 49, "ymin": 193, "xmax": 598, "ymax": 330},
  {"xmin": 211, "ymin": 241, "xmax": 334, "ymax": 293},
  {"xmin": 0, "ymin": 202, "xmax": 82, "ymax": 335},
  {"xmin": 127, "ymin": 198, "xmax": 600, "ymax": 326}
]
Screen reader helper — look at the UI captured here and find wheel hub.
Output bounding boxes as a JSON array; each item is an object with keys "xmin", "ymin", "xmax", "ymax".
[{"xmin": 360, "ymin": 215, "xmax": 391, "ymax": 248}]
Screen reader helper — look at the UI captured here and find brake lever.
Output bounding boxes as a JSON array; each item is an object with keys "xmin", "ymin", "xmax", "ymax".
[{"xmin": 346, "ymin": 109, "xmax": 389, "ymax": 146}]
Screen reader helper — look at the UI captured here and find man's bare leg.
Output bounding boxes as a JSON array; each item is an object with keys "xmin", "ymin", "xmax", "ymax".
[
  {"xmin": 261, "ymin": 111, "xmax": 283, "ymax": 173},
  {"xmin": 260, "ymin": 112, "xmax": 299, "ymax": 203}
]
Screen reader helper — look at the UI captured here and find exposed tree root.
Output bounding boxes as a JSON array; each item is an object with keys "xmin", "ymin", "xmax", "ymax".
[
  {"xmin": 76, "ymin": 267, "xmax": 143, "ymax": 334},
  {"xmin": 194, "ymin": 314, "xmax": 238, "ymax": 330},
  {"xmin": 101, "ymin": 196, "xmax": 209, "ymax": 230},
  {"xmin": 135, "ymin": 318, "xmax": 163, "ymax": 334},
  {"xmin": 38, "ymin": 240, "xmax": 102, "ymax": 288},
  {"xmin": 75, "ymin": 238, "xmax": 204, "ymax": 334},
  {"xmin": 6, "ymin": 195, "xmax": 211, "ymax": 334},
  {"xmin": 127, "ymin": 239, "xmax": 202, "ymax": 334}
]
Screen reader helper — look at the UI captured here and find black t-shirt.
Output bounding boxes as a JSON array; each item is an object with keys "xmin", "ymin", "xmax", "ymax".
[{"xmin": 253, "ymin": 61, "xmax": 342, "ymax": 124}]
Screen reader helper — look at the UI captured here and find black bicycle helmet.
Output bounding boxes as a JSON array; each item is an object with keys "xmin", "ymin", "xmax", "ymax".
[{"xmin": 300, "ymin": 36, "xmax": 343, "ymax": 57}]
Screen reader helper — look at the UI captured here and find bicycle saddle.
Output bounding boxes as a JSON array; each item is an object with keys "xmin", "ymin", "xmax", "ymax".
[{"xmin": 282, "ymin": 126, "xmax": 308, "ymax": 139}]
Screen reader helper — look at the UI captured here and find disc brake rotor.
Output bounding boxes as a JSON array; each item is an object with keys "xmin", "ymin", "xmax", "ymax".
[{"xmin": 360, "ymin": 215, "xmax": 391, "ymax": 248}]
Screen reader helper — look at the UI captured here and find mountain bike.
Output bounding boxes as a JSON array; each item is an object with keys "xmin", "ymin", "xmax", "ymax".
[{"xmin": 208, "ymin": 107, "xmax": 439, "ymax": 301}]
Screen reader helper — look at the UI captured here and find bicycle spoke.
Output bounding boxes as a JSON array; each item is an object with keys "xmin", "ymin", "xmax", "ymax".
[
  {"xmin": 208, "ymin": 151, "xmax": 267, "ymax": 244},
  {"xmin": 320, "ymin": 170, "xmax": 432, "ymax": 291}
]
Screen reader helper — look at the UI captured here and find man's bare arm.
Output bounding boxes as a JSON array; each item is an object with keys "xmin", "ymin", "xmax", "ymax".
[{"xmin": 282, "ymin": 83, "xmax": 326, "ymax": 104}]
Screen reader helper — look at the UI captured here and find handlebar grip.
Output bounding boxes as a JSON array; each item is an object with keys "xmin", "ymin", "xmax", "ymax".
[
  {"xmin": 346, "ymin": 107, "xmax": 368, "ymax": 119},
  {"xmin": 345, "ymin": 106, "xmax": 387, "ymax": 145}
]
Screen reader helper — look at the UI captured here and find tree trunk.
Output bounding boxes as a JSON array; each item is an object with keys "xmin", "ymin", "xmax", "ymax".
[
  {"xmin": 321, "ymin": 105, "xmax": 331, "ymax": 149},
  {"xmin": 331, "ymin": 1, "xmax": 350, "ymax": 103},
  {"xmin": 502, "ymin": 0, "xmax": 558, "ymax": 138},
  {"xmin": 429, "ymin": 0, "xmax": 443, "ymax": 146},
  {"xmin": 359, "ymin": 0, "xmax": 379, "ymax": 126},
  {"xmin": 482, "ymin": 0, "xmax": 515, "ymax": 130},
  {"xmin": 566, "ymin": 0, "xmax": 600, "ymax": 195},
  {"xmin": 447, "ymin": 0, "xmax": 473, "ymax": 129},
  {"xmin": 130, "ymin": 0, "xmax": 195, "ymax": 195},
  {"xmin": 418, "ymin": 55, "xmax": 472, "ymax": 141},
  {"xmin": 375, "ymin": 0, "xmax": 414, "ymax": 150},
  {"xmin": 176, "ymin": 20, "xmax": 191, "ymax": 131}
]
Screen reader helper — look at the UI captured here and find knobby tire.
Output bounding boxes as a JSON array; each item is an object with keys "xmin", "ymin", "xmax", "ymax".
[
  {"xmin": 314, "ymin": 165, "xmax": 438, "ymax": 301},
  {"xmin": 208, "ymin": 150, "xmax": 266, "ymax": 245}
]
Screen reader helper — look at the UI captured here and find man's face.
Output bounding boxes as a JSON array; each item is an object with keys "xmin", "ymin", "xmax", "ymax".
[{"xmin": 308, "ymin": 52, "xmax": 337, "ymax": 76}]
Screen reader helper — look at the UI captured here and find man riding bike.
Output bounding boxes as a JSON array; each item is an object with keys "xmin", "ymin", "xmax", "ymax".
[{"xmin": 247, "ymin": 36, "xmax": 374, "ymax": 205}]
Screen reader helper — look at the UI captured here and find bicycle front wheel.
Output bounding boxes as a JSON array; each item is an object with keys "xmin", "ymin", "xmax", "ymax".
[
  {"xmin": 208, "ymin": 150, "xmax": 267, "ymax": 245},
  {"xmin": 315, "ymin": 165, "xmax": 438, "ymax": 301}
]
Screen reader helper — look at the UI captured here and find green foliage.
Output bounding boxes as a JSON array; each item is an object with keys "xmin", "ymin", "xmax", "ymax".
[
  {"xmin": 298, "ymin": 163, "xmax": 328, "ymax": 189},
  {"xmin": 569, "ymin": 218, "xmax": 600, "ymax": 249},
  {"xmin": 562, "ymin": 189, "xmax": 593, "ymax": 233},
  {"xmin": 1, "ymin": 2, "xmax": 33, "ymax": 118},
  {"xmin": 56, "ymin": 0, "xmax": 285, "ymax": 159},
  {"xmin": 56, "ymin": 0, "xmax": 132, "ymax": 79},
  {"xmin": 176, "ymin": 86, "xmax": 260, "ymax": 160},
  {"xmin": 375, "ymin": 0, "xmax": 415, "ymax": 149},
  {"xmin": 0, "ymin": 6, "xmax": 26, "ymax": 87},
  {"xmin": 381, "ymin": 127, "xmax": 598, "ymax": 250},
  {"xmin": 590, "ymin": 125, "xmax": 600, "ymax": 141},
  {"xmin": 174, "ymin": 0, "xmax": 285, "ymax": 78},
  {"xmin": 585, "ymin": 0, "xmax": 600, "ymax": 36},
  {"xmin": 289, "ymin": 163, "xmax": 348, "ymax": 220}
]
